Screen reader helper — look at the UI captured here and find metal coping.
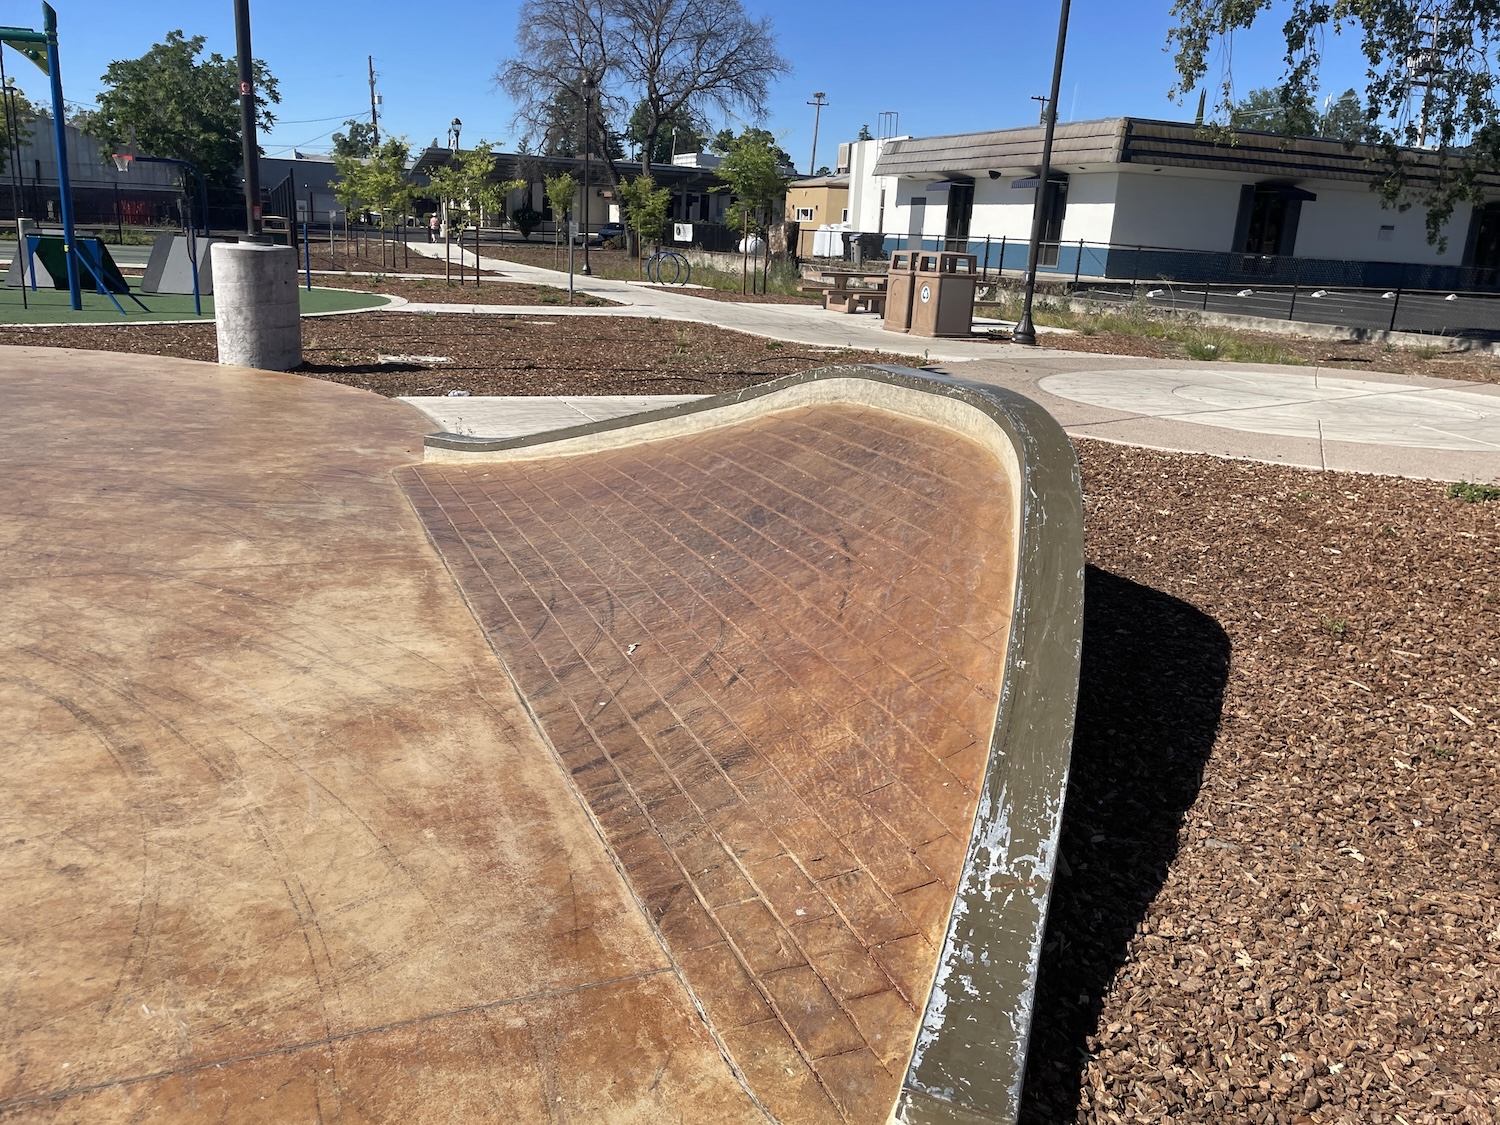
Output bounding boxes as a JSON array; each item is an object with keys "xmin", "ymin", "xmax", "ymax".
[{"xmin": 423, "ymin": 366, "xmax": 1085, "ymax": 1125}]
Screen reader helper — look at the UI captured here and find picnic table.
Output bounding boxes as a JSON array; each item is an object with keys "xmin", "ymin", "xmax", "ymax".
[{"xmin": 803, "ymin": 269, "xmax": 889, "ymax": 314}]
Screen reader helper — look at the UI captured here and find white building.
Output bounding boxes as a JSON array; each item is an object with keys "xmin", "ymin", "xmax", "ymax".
[{"xmin": 839, "ymin": 118, "xmax": 1500, "ymax": 289}]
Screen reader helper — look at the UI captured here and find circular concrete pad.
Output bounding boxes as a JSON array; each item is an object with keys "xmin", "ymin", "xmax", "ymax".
[{"xmin": 1040, "ymin": 368, "xmax": 1500, "ymax": 452}]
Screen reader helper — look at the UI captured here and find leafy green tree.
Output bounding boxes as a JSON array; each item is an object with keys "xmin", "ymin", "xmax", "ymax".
[
  {"xmin": 1228, "ymin": 87, "xmax": 1318, "ymax": 137},
  {"xmin": 626, "ymin": 100, "xmax": 703, "ymax": 163},
  {"xmin": 75, "ymin": 30, "xmax": 280, "ymax": 189},
  {"xmin": 617, "ymin": 172, "xmax": 670, "ymax": 248},
  {"xmin": 331, "ymin": 136, "xmax": 417, "ymax": 264},
  {"xmin": 1318, "ymin": 89, "xmax": 1369, "ymax": 143},
  {"xmin": 714, "ymin": 128, "xmax": 789, "ymax": 234},
  {"xmin": 424, "ymin": 142, "xmax": 525, "ymax": 234},
  {"xmin": 331, "ymin": 119, "xmax": 377, "ymax": 159},
  {"xmin": 1169, "ymin": 0, "xmax": 1500, "ymax": 242},
  {"xmin": 0, "ymin": 89, "xmax": 36, "ymax": 176},
  {"xmin": 709, "ymin": 126, "xmax": 791, "ymax": 167},
  {"xmin": 545, "ymin": 170, "xmax": 579, "ymax": 260}
]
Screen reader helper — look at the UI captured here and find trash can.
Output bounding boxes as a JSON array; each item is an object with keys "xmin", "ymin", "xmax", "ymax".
[
  {"xmin": 908, "ymin": 251, "xmax": 978, "ymax": 338},
  {"xmin": 882, "ymin": 248, "xmax": 921, "ymax": 334}
]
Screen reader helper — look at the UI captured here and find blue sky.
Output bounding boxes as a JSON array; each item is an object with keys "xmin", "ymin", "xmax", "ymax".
[{"xmin": 9, "ymin": 0, "xmax": 1374, "ymax": 171}]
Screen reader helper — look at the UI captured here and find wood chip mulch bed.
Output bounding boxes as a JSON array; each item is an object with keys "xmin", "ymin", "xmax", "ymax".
[
  {"xmin": 298, "ymin": 243, "xmax": 500, "ymax": 278},
  {"xmin": 307, "ymin": 274, "xmax": 618, "ymax": 307},
  {"xmin": 0, "ymin": 313, "xmax": 906, "ymax": 396},
  {"xmin": 1021, "ymin": 440, "xmax": 1498, "ymax": 1125},
  {"xmin": 1029, "ymin": 326, "xmax": 1500, "ymax": 385}
]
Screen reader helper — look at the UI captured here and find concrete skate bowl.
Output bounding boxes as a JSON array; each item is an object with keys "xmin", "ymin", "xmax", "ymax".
[{"xmin": 403, "ymin": 365, "xmax": 1085, "ymax": 1125}]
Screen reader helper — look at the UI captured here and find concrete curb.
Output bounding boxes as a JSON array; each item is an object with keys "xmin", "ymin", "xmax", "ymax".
[{"xmin": 425, "ymin": 365, "xmax": 1086, "ymax": 1124}]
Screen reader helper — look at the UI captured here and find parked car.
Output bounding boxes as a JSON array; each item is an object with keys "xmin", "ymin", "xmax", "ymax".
[{"xmin": 586, "ymin": 222, "xmax": 625, "ymax": 246}]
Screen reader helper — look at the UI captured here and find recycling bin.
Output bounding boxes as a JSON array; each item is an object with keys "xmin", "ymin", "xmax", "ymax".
[
  {"xmin": 908, "ymin": 251, "xmax": 978, "ymax": 338},
  {"xmin": 882, "ymin": 248, "xmax": 922, "ymax": 333}
]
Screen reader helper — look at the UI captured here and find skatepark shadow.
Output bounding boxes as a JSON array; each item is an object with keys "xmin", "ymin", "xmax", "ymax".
[{"xmin": 1018, "ymin": 566, "xmax": 1230, "ymax": 1124}]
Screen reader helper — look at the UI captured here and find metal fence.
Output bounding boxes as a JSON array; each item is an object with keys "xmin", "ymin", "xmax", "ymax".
[{"xmin": 836, "ymin": 233, "xmax": 1500, "ymax": 339}]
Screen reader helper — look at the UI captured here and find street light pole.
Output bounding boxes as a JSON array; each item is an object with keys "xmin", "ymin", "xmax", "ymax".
[
  {"xmin": 1012, "ymin": 0, "xmax": 1071, "ymax": 347},
  {"xmin": 807, "ymin": 92, "xmax": 828, "ymax": 175},
  {"xmin": 582, "ymin": 76, "xmax": 594, "ymax": 277},
  {"xmin": 233, "ymin": 0, "xmax": 262, "ymax": 237}
]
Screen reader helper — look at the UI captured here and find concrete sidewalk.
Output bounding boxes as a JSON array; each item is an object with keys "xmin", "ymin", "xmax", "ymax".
[{"xmin": 397, "ymin": 242, "xmax": 1500, "ymax": 482}]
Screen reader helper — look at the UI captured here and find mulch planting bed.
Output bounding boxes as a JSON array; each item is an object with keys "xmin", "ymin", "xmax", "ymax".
[
  {"xmin": 1021, "ymin": 440, "xmax": 1499, "ymax": 1125},
  {"xmin": 0, "ymin": 313, "xmax": 905, "ymax": 396},
  {"xmin": 1030, "ymin": 326, "xmax": 1500, "ymax": 385},
  {"xmin": 300, "ymin": 243, "xmax": 502, "ymax": 278},
  {"xmin": 308, "ymin": 274, "xmax": 618, "ymax": 307}
]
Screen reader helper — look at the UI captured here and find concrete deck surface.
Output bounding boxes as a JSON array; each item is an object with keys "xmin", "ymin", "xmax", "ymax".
[
  {"xmin": 0, "ymin": 349, "xmax": 764, "ymax": 1123},
  {"xmin": 1, "ymin": 347, "xmax": 1025, "ymax": 1125}
]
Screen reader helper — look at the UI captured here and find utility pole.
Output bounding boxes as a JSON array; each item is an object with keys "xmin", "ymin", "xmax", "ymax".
[
  {"xmin": 233, "ymin": 0, "xmax": 261, "ymax": 236},
  {"xmin": 1031, "ymin": 95, "xmax": 1049, "ymax": 124},
  {"xmin": 368, "ymin": 55, "xmax": 380, "ymax": 147},
  {"xmin": 806, "ymin": 92, "xmax": 828, "ymax": 175}
]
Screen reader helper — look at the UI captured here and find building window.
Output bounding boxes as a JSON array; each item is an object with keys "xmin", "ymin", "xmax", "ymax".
[
  {"xmin": 1233, "ymin": 183, "xmax": 1314, "ymax": 258},
  {"xmin": 795, "ymin": 206, "xmax": 814, "ymax": 222},
  {"xmin": 1039, "ymin": 178, "xmax": 1067, "ymax": 266}
]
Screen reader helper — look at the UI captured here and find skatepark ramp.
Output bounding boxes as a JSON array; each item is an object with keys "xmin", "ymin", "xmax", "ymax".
[{"xmin": 405, "ymin": 365, "xmax": 1085, "ymax": 1124}]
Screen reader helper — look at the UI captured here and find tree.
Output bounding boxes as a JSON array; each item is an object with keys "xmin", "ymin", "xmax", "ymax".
[
  {"xmin": 1168, "ymin": 1, "xmax": 1500, "ymax": 243},
  {"xmin": 0, "ymin": 91, "xmax": 37, "ymax": 176},
  {"xmin": 424, "ymin": 142, "xmax": 526, "ymax": 235},
  {"xmin": 625, "ymin": 100, "xmax": 704, "ymax": 163},
  {"xmin": 331, "ymin": 136, "xmax": 417, "ymax": 265},
  {"xmin": 497, "ymin": 0, "xmax": 788, "ymax": 185},
  {"xmin": 1227, "ymin": 86, "xmax": 1369, "ymax": 143},
  {"xmin": 1319, "ymin": 89, "xmax": 1369, "ymax": 144},
  {"xmin": 545, "ymin": 170, "xmax": 580, "ymax": 262},
  {"xmin": 715, "ymin": 127, "xmax": 789, "ymax": 234},
  {"xmin": 617, "ymin": 172, "xmax": 671, "ymax": 247},
  {"xmin": 75, "ymin": 30, "xmax": 279, "ymax": 189},
  {"xmin": 331, "ymin": 119, "xmax": 377, "ymax": 159},
  {"xmin": 1228, "ymin": 87, "xmax": 1318, "ymax": 137},
  {"xmin": 709, "ymin": 126, "xmax": 791, "ymax": 167}
]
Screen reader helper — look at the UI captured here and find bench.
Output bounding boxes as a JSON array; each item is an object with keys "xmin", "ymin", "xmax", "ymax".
[{"xmin": 824, "ymin": 286, "xmax": 887, "ymax": 314}]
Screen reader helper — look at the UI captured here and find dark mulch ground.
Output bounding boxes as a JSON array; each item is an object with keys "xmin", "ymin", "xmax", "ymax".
[
  {"xmin": 1021, "ymin": 440, "xmax": 1499, "ymax": 1125},
  {"xmin": 1030, "ymin": 326, "xmax": 1500, "ymax": 385},
  {"xmin": 309, "ymin": 274, "xmax": 618, "ymax": 307},
  {"xmin": 298, "ymin": 242, "xmax": 502, "ymax": 278},
  {"xmin": 0, "ymin": 313, "xmax": 906, "ymax": 396}
]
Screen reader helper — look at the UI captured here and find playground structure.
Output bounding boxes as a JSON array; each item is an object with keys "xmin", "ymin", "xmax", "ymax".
[{"xmin": 0, "ymin": 4, "xmax": 81, "ymax": 310}]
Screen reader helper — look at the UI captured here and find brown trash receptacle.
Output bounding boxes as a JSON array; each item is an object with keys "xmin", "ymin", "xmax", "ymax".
[
  {"xmin": 908, "ymin": 251, "xmax": 978, "ymax": 338},
  {"xmin": 882, "ymin": 248, "xmax": 921, "ymax": 333}
]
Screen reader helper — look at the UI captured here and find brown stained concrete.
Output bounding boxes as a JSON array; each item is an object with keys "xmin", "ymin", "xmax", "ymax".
[
  {"xmin": 0, "ymin": 347, "xmax": 763, "ymax": 1124},
  {"xmin": 404, "ymin": 405, "xmax": 1019, "ymax": 1124}
]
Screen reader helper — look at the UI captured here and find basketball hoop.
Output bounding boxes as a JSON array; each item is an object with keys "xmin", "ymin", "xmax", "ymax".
[{"xmin": 111, "ymin": 153, "xmax": 132, "ymax": 172}]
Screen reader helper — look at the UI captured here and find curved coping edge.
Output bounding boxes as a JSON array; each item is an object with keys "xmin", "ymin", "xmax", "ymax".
[{"xmin": 424, "ymin": 366, "xmax": 1084, "ymax": 1125}]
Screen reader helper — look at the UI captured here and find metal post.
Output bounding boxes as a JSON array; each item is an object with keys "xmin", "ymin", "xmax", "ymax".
[
  {"xmin": 2, "ymin": 73, "xmax": 29, "ymax": 311},
  {"xmin": 582, "ymin": 77, "xmax": 594, "ymax": 276},
  {"xmin": 303, "ymin": 222, "xmax": 311, "ymax": 289},
  {"xmin": 1131, "ymin": 245, "xmax": 1140, "ymax": 294},
  {"xmin": 983, "ymin": 234, "xmax": 991, "ymax": 280},
  {"xmin": 1288, "ymin": 258, "xmax": 1300, "ymax": 321},
  {"xmin": 233, "ymin": 0, "xmax": 262, "ymax": 237},
  {"xmin": 42, "ymin": 4, "xmax": 81, "ymax": 309},
  {"xmin": 1073, "ymin": 238, "xmax": 1083, "ymax": 289},
  {"xmin": 1389, "ymin": 264, "xmax": 1405, "ymax": 332},
  {"xmin": 1012, "ymin": 0, "xmax": 1071, "ymax": 345}
]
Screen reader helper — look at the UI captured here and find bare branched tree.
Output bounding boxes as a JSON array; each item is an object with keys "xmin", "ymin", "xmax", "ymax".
[
  {"xmin": 611, "ymin": 0, "xmax": 788, "ymax": 176},
  {"xmin": 496, "ymin": 0, "xmax": 788, "ymax": 184}
]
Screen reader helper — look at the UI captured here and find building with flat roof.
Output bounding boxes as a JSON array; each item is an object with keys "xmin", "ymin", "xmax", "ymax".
[{"xmin": 841, "ymin": 118, "xmax": 1500, "ymax": 288}]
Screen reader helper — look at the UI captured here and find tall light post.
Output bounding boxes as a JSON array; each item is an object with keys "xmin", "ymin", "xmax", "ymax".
[
  {"xmin": 1012, "ymin": 0, "xmax": 1072, "ymax": 347},
  {"xmin": 581, "ymin": 76, "xmax": 594, "ymax": 276},
  {"xmin": 807, "ymin": 91, "xmax": 828, "ymax": 175},
  {"xmin": 233, "ymin": 0, "xmax": 262, "ymax": 237}
]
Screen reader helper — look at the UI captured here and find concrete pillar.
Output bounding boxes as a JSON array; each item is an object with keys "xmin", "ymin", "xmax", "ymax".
[{"xmin": 213, "ymin": 242, "xmax": 301, "ymax": 370}]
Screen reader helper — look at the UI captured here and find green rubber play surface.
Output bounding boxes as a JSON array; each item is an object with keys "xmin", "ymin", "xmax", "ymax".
[{"xmin": 0, "ymin": 282, "xmax": 388, "ymax": 324}]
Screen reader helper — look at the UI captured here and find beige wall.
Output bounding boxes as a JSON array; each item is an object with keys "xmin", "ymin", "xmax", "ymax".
[{"xmin": 785, "ymin": 185, "xmax": 850, "ymax": 226}]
